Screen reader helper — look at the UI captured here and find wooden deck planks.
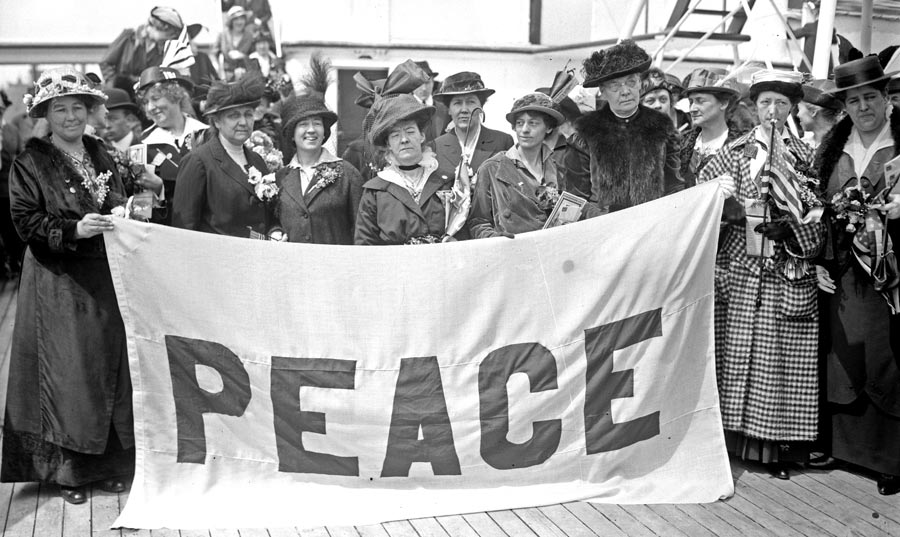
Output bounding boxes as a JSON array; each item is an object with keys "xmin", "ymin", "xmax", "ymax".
[
  {"xmin": 408, "ymin": 518, "xmax": 450, "ymax": 537},
  {"xmin": 586, "ymin": 504, "xmax": 654, "ymax": 537},
  {"xmin": 788, "ymin": 470, "xmax": 898, "ymax": 537},
  {"xmin": 485, "ymin": 511, "xmax": 536, "ymax": 536},
  {"xmin": 433, "ymin": 515, "xmax": 478, "ymax": 537},
  {"xmin": 645, "ymin": 504, "xmax": 718, "ymax": 537},
  {"xmin": 5, "ymin": 483, "xmax": 39, "ymax": 537},
  {"xmin": 556, "ymin": 503, "xmax": 626, "ymax": 537},
  {"xmin": 458, "ymin": 513, "xmax": 507, "ymax": 537}
]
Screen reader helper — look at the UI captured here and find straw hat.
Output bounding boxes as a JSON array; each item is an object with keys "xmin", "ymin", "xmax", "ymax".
[
  {"xmin": 748, "ymin": 69, "xmax": 804, "ymax": 103},
  {"xmin": 24, "ymin": 66, "xmax": 107, "ymax": 118}
]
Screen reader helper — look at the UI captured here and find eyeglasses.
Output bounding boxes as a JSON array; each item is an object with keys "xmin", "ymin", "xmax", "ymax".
[{"xmin": 603, "ymin": 75, "xmax": 641, "ymax": 94}]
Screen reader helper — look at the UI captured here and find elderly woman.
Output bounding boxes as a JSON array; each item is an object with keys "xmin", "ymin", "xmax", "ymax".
[
  {"xmin": 1, "ymin": 68, "xmax": 132, "ymax": 504},
  {"xmin": 468, "ymin": 93, "xmax": 565, "ymax": 238},
  {"xmin": 698, "ymin": 70, "xmax": 823, "ymax": 480},
  {"xmin": 173, "ymin": 75, "xmax": 279, "ymax": 239},
  {"xmin": 136, "ymin": 66, "xmax": 208, "ymax": 224},
  {"xmin": 275, "ymin": 93, "xmax": 363, "ymax": 244},
  {"xmin": 354, "ymin": 91, "xmax": 454, "ymax": 245},
  {"xmin": 814, "ymin": 57, "xmax": 900, "ymax": 495},
  {"xmin": 217, "ymin": 6, "xmax": 255, "ymax": 80},
  {"xmin": 432, "ymin": 71, "xmax": 513, "ymax": 182}
]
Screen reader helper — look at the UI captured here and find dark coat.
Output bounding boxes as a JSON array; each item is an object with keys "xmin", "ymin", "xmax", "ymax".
[
  {"xmin": 172, "ymin": 135, "xmax": 276, "ymax": 238},
  {"xmin": 100, "ymin": 27, "xmax": 164, "ymax": 85},
  {"xmin": 567, "ymin": 103, "xmax": 683, "ymax": 216},
  {"xmin": 433, "ymin": 126, "xmax": 514, "ymax": 175},
  {"xmin": 3, "ymin": 135, "xmax": 132, "ymax": 461},
  {"xmin": 678, "ymin": 125, "xmax": 742, "ymax": 188},
  {"xmin": 275, "ymin": 159, "xmax": 364, "ymax": 244},
  {"xmin": 354, "ymin": 168, "xmax": 454, "ymax": 245},
  {"xmin": 814, "ymin": 108, "xmax": 900, "ymax": 417}
]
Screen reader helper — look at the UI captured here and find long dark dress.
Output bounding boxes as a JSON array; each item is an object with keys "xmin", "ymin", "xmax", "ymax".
[{"xmin": 1, "ymin": 135, "xmax": 134, "ymax": 487}]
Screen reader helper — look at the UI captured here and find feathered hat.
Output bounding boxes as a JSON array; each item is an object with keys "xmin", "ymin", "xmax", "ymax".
[
  {"xmin": 203, "ymin": 75, "xmax": 265, "ymax": 116},
  {"xmin": 24, "ymin": 66, "xmax": 107, "ymax": 118},
  {"xmin": 582, "ymin": 39, "xmax": 651, "ymax": 88},
  {"xmin": 359, "ymin": 60, "xmax": 434, "ymax": 148},
  {"xmin": 535, "ymin": 65, "xmax": 582, "ymax": 122}
]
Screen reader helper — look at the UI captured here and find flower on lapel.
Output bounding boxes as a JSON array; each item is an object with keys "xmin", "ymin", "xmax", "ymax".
[
  {"xmin": 248, "ymin": 166, "xmax": 279, "ymax": 201},
  {"xmin": 307, "ymin": 161, "xmax": 343, "ymax": 194}
]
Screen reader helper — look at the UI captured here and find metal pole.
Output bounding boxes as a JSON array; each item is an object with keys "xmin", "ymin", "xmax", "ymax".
[
  {"xmin": 860, "ymin": 0, "xmax": 874, "ymax": 55},
  {"xmin": 762, "ymin": 0, "xmax": 813, "ymax": 72},
  {"xmin": 664, "ymin": 3, "xmax": 745, "ymax": 72},
  {"xmin": 812, "ymin": 0, "xmax": 837, "ymax": 78},
  {"xmin": 618, "ymin": 0, "xmax": 648, "ymax": 42},
  {"xmin": 651, "ymin": 0, "xmax": 704, "ymax": 64}
]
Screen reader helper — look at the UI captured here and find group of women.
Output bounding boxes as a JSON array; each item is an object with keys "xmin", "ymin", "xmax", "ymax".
[{"xmin": 2, "ymin": 44, "xmax": 899, "ymax": 504}]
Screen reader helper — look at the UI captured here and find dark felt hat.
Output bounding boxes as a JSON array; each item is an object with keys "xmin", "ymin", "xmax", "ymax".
[
  {"xmin": 135, "ymin": 66, "xmax": 193, "ymax": 94},
  {"xmin": 103, "ymin": 87, "xmax": 141, "ymax": 115},
  {"xmin": 825, "ymin": 55, "xmax": 898, "ymax": 99},
  {"xmin": 186, "ymin": 23, "xmax": 205, "ymax": 40},
  {"xmin": 505, "ymin": 92, "xmax": 565, "ymax": 126},
  {"xmin": 802, "ymin": 79, "xmax": 843, "ymax": 110},
  {"xmin": 1, "ymin": 89, "xmax": 11, "ymax": 108},
  {"xmin": 367, "ymin": 94, "xmax": 434, "ymax": 148},
  {"xmin": 888, "ymin": 77, "xmax": 900, "ymax": 95},
  {"xmin": 582, "ymin": 39, "xmax": 651, "ymax": 88},
  {"xmin": 640, "ymin": 67, "xmax": 673, "ymax": 98},
  {"xmin": 433, "ymin": 72, "xmax": 495, "ymax": 103},
  {"xmin": 203, "ymin": 75, "xmax": 264, "ymax": 116},
  {"xmin": 748, "ymin": 69, "xmax": 804, "ymax": 103},
  {"xmin": 415, "ymin": 61, "xmax": 438, "ymax": 79},
  {"xmin": 681, "ymin": 67, "xmax": 741, "ymax": 100},
  {"xmin": 280, "ymin": 94, "xmax": 338, "ymax": 145}
]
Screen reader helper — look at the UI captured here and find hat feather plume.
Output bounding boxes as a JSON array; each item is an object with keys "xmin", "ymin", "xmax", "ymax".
[
  {"xmin": 300, "ymin": 52, "xmax": 333, "ymax": 97},
  {"xmin": 548, "ymin": 61, "xmax": 578, "ymax": 105}
]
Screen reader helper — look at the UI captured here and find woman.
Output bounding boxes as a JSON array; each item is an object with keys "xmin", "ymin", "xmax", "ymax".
[
  {"xmin": 217, "ymin": 6, "xmax": 255, "ymax": 80},
  {"xmin": 814, "ymin": 56, "xmax": 900, "ymax": 495},
  {"xmin": 354, "ymin": 91, "xmax": 454, "ymax": 245},
  {"xmin": 2, "ymin": 67, "xmax": 132, "ymax": 504},
  {"xmin": 275, "ymin": 93, "xmax": 363, "ymax": 244},
  {"xmin": 136, "ymin": 66, "xmax": 208, "ymax": 224},
  {"xmin": 468, "ymin": 92, "xmax": 565, "ymax": 238},
  {"xmin": 698, "ymin": 70, "xmax": 823, "ymax": 480},
  {"xmin": 173, "ymin": 75, "xmax": 280, "ymax": 239},
  {"xmin": 797, "ymin": 79, "xmax": 843, "ymax": 149},
  {"xmin": 640, "ymin": 68, "xmax": 678, "ymax": 128}
]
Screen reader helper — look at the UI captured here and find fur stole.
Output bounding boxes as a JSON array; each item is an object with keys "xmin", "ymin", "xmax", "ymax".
[
  {"xmin": 24, "ymin": 135, "xmax": 125, "ymax": 214},
  {"xmin": 575, "ymin": 104, "xmax": 672, "ymax": 207},
  {"xmin": 814, "ymin": 105, "xmax": 900, "ymax": 184}
]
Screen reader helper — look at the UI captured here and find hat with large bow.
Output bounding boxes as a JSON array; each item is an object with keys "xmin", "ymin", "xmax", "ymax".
[
  {"xmin": 203, "ymin": 74, "xmax": 265, "ymax": 116},
  {"xmin": 359, "ymin": 60, "xmax": 435, "ymax": 148}
]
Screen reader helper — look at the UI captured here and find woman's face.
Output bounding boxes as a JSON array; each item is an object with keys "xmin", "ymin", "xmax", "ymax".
[
  {"xmin": 844, "ymin": 86, "xmax": 888, "ymax": 134},
  {"xmin": 232, "ymin": 17, "xmax": 247, "ymax": 32},
  {"xmin": 213, "ymin": 105, "xmax": 256, "ymax": 146},
  {"xmin": 513, "ymin": 111, "xmax": 550, "ymax": 151},
  {"xmin": 294, "ymin": 117, "xmax": 326, "ymax": 154},
  {"xmin": 796, "ymin": 101, "xmax": 819, "ymax": 131},
  {"xmin": 689, "ymin": 92, "xmax": 727, "ymax": 128},
  {"xmin": 448, "ymin": 94, "xmax": 483, "ymax": 131},
  {"xmin": 387, "ymin": 120, "xmax": 425, "ymax": 166},
  {"xmin": 641, "ymin": 89, "xmax": 672, "ymax": 116},
  {"xmin": 46, "ymin": 95, "xmax": 88, "ymax": 144},
  {"xmin": 145, "ymin": 92, "xmax": 181, "ymax": 130},
  {"xmin": 755, "ymin": 90, "xmax": 793, "ymax": 131}
]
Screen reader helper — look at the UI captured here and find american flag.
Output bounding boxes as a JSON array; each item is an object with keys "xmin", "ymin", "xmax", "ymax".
[
  {"xmin": 761, "ymin": 135, "xmax": 821, "ymax": 224},
  {"xmin": 161, "ymin": 27, "xmax": 195, "ymax": 70}
]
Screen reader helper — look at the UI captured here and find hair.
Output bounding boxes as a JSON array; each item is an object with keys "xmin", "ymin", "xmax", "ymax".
[
  {"xmin": 138, "ymin": 82, "xmax": 193, "ymax": 116},
  {"xmin": 509, "ymin": 110, "xmax": 558, "ymax": 132},
  {"xmin": 726, "ymin": 99, "xmax": 759, "ymax": 136},
  {"xmin": 440, "ymin": 92, "xmax": 487, "ymax": 109},
  {"xmin": 227, "ymin": 14, "xmax": 248, "ymax": 31}
]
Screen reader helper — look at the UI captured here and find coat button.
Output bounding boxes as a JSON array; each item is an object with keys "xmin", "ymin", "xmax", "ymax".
[
  {"xmin": 302, "ymin": 213, "xmax": 309, "ymax": 219},
  {"xmin": 503, "ymin": 211, "xmax": 512, "ymax": 218},
  {"xmin": 860, "ymin": 178, "xmax": 871, "ymax": 188}
]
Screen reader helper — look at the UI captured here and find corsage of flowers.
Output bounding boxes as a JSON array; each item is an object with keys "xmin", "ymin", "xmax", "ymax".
[
  {"xmin": 535, "ymin": 185, "xmax": 560, "ymax": 215},
  {"xmin": 829, "ymin": 180, "xmax": 874, "ymax": 234},
  {"xmin": 248, "ymin": 166, "xmax": 279, "ymax": 202},
  {"xmin": 83, "ymin": 170, "xmax": 112, "ymax": 206},
  {"xmin": 308, "ymin": 162, "xmax": 342, "ymax": 194},
  {"xmin": 109, "ymin": 148, "xmax": 144, "ymax": 193},
  {"xmin": 246, "ymin": 130, "xmax": 284, "ymax": 173}
]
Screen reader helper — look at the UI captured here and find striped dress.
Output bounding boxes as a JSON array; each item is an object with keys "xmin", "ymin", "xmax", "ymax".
[{"xmin": 697, "ymin": 127, "xmax": 824, "ymax": 458}]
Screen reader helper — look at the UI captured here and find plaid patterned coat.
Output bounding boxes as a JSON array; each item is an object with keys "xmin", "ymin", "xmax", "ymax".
[{"xmin": 697, "ymin": 127, "xmax": 823, "ymax": 441}]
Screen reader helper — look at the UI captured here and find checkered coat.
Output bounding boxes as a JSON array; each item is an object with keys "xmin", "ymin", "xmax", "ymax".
[{"xmin": 697, "ymin": 127, "xmax": 823, "ymax": 441}]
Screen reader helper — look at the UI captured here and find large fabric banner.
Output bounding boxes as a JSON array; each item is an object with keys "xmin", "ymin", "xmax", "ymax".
[{"xmin": 106, "ymin": 181, "xmax": 732, "ymax": 530}]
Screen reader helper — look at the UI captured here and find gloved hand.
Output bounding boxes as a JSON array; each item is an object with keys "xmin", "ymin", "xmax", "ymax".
[
  {"xmin": 754, "ymin": 221, "xmax": 794, "ymax": 241},
  {"xmin": 722, "ymin": 197, "xmax": 746, "ymax": 225}
]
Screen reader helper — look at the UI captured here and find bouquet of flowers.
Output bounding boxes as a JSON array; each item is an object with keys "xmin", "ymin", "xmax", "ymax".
[
  {"xmin": 829, "ymin": 181, "xmax": 873, "ymax": 234},
  {"xmin": 248, "ymin": 166, "xmax": 279, "ymax": 202},
  {"xmin": 535, "ymin": 185, "xmax": 561, "ymax": 215},
  {"xmin": 108, "ymin": 148, "xmax": 145, "ymax": 194},
  {"xmin": 246, "ymin": 130, "xmax": 284, "ymax": 173}
]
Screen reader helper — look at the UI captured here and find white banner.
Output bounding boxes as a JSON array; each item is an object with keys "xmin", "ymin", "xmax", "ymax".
[{"xmin": 106, "ymin": 181, "xmax": 732, "ymax": 530}]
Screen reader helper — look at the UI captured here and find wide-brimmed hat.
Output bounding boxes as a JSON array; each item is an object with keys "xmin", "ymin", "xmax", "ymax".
[
  {"xmin": 825, "ymin": 56, "xmax": 899, "ymax": 99},
  {"xmin": 281, "ymin": 94, "xmax": 338, "ymax": 144},
  {"xmin": 355, "ymin": 78, "xmax": 386, "ymax": 109},
  {"xmin": 888, "ymin": 77, "xmax": 900, "ymax": 95},
  {"xmin": 135, "ymin": 66, "xmax": 194, "ymax": 94},
  {"xmin": 24, "ymin": 66, "xmax": 107, "ymax": 118},
  {"xmin": 433, "ymin": 72, "xmax": 495, "ymax": 104},
  {"xmin": 802, "ymin": 79, "xmax": 843, "ymax": 111},
  {"xmin": 186, "ymin": 23, "xmax": 205, "ymax": 40},
  {"xmin": 103, "ymin": 87, "xmax": 141, "ymax": 115},
  {"xmin": 582, "ymin": 39, "xmax": 651, "ymax": 88},
  {"xmin": 681, "ymin": 67, "xmax": 741, "ymax": 100},
  {"xmin": 505, "ymin": 92, "xmax": 565, "ymax": 126},
  {"xmin": 203, "ymin": 75, "xmax": 265, "ymax": 116},
  {"xmin": 367, "ymin": 94, "xmax": 435, "ymax": 147},
  {"xmin": 414, "ymin": 61, "xmax": 438, "ymax": 79},
  {"xmin": 149, "ymin": 6, "xmax": 183, "ymax": 30},
  {"xmin": 748, "ymin": 69, "xmax": 804, "ymax": 103},
  {"xmin": 640, "ymin": 67, "xmax": 673, "ymax": 98}
]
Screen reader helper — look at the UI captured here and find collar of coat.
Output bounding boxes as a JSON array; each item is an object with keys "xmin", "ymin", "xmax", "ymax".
[
  {"xmin": 574, "ymin": 103, "xmax": 671, "ymax": 149},
  {"xmin": 814, "ymin": 105, "xmax": 900, "ymax": 183},
  {"xmin": 25, "ymin": 134, "xmax": 122, "ymax": 214}
]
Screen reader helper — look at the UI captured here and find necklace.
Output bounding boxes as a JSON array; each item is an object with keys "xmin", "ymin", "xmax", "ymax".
[{"xmin": 399, "ymin": 166, "xmax": 426, "ymax": 202}]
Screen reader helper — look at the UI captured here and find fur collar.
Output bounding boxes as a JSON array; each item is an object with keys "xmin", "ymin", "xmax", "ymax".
[
  {"xmin": 575, "ymin": 104, "xmax": 671, "ymax": 145},
  {"xmin": 814, "ymin": 106, "xmax": 900, "ymax": 182},
  {"xmin": 25, "ymin": 135, "xmax": 122, "ymax": 213}
]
